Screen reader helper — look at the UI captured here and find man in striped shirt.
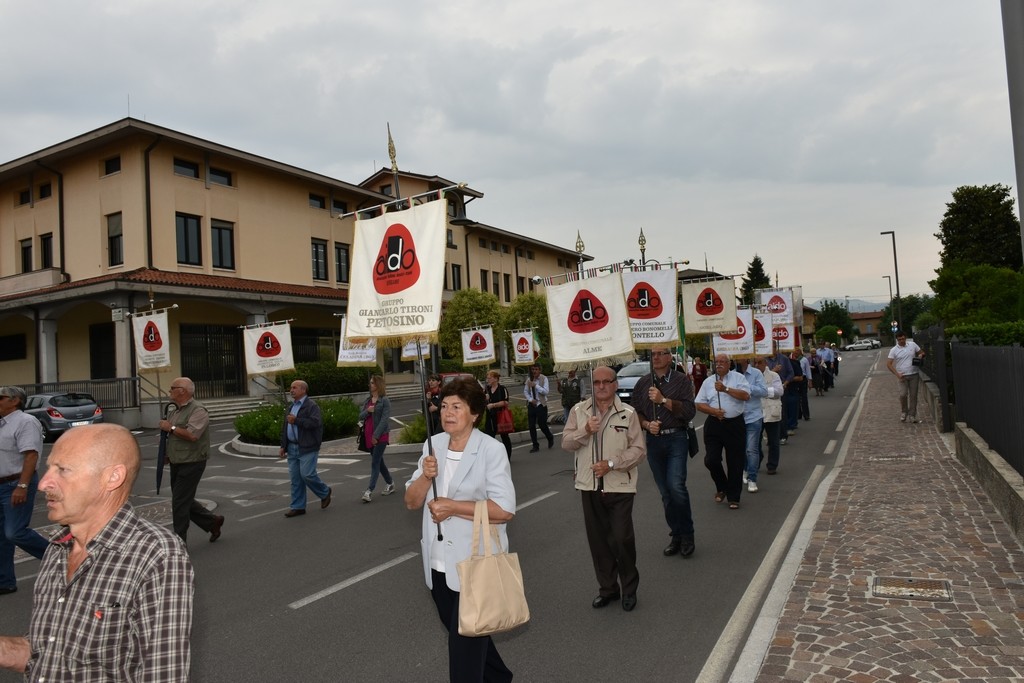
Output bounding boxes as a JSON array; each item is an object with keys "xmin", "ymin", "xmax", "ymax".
[{"xmin": 0, "ymin": 424, "xmax": 194, "ymax": 681}]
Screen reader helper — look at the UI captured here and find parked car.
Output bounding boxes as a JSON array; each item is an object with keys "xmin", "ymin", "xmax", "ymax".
[
  {"xmin": 869, "ymin": 339, "xmax": 882, "ymax": 348},
  {"xmin": 615, "ymin": 361, "xmax": 651, "ymax": 404},
  {"xmin": 843, "ymin": 340, "xmax": 873, "ymax": 351},
  {"xmin": 23, "ymin": 392, "xmax": 104, "ymax": 441}
]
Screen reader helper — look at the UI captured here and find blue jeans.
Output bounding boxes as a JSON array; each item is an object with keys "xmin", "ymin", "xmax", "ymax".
[
  {"xmin": 744, "ymin": 418, "xmax": 763, "ymax": 482},
  {"xmin": 367, "ymin": 441, "xmax": 393, "ymax": 492},
  {"xmin": 1, "ymin": 474, "xmax": 48, "ymax": 590},
  {"xmin": 286, "ymin": 443, "xmax": 330, "ymax": 510},
  {"xmin": 645, "ymin": 430, "xmax": 694, "ymax": 539}
]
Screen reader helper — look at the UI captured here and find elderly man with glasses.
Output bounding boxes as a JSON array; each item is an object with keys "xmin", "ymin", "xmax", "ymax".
[
  {"xmin": 159, "ymin": 377, "xmax": 224, "ymax": 543},
  {"xmin": 631, "ymin": 347, "xmax": 698, "ymax": 558},
  {"xmin": 0, "ymin": 386, "xmax": 48, "ymax": 596}
]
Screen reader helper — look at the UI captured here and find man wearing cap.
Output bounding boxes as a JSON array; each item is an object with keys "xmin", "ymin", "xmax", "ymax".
[{"xmin": 0, "ymin": 386, "xmax": 48, "ymax": 596}]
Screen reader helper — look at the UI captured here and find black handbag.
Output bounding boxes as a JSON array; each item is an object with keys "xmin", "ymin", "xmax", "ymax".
[
  {"xmin": 356, "ymin": 421, "xmax": 371, "ymax": 453},
  {"xmin": 911, "ymin": 357, "xmax": 924, "ymax": 367},
  {"xmin": 686, "ymin": 423, "xmax": 699, "ymax": 459}
]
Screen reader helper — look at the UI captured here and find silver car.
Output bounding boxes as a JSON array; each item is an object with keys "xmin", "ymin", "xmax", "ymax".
[
  {"xmin": 24, "ymin": 392, "xmax": 104, "ymax": 441},
  {"xmin": 615, "ymin": 361, "xmax": 652, "ymax": 404}
]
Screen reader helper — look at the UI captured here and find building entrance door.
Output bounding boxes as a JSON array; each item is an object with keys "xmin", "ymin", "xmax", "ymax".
[{"xmin": 179, "ymin": 324, "xmax": 245, "ymax": 398}]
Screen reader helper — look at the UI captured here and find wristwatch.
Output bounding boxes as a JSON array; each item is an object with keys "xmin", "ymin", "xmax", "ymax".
[
  {"xmin": 16, "ymin": 483, "xmax": 28, "ymax": 490},
  {"xmin": 170, "ymin": 426, "xmax": 177, "ymax": 433},
  {"xmin": 608, "ymin": 460, "xmax": 615, "ymax": 469}
]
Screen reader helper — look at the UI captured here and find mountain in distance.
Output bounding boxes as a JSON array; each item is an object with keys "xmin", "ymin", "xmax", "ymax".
[{"xmin": 805, "ymin": 298, "xmax": 885, "ymax": 314}]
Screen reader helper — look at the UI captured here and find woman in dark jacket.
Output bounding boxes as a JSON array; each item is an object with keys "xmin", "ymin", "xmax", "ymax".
[
  {"xmin": 359, "ymin": 375, "xmax": 395, "ymax": 503},
  {"xmin": 483, "ymin": 370, "xmax": 513, "ymax": 459}
]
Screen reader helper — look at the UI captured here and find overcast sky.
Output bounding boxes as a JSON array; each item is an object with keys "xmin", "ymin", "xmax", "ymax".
[{"xmin": 1, "ymin": 1, "xmax": 1016, "ymax": 310}]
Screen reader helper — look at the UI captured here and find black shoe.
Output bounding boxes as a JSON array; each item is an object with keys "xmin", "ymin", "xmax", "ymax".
[
  {"xmin": 663, "ymin": 538, "xmax": 682, "ymax": 556},
  {"xmin": 321, "ymin": 487, "xmax": 332, "ymax": 509},
  {"xmin": 209, "ymin": 515, "xmax": 224, "ymax": 543},
  {"xmin": 547, "ymin": 437, "xmax": 554, "ymax": 449},
  {"xmin": 592, "ymin": 593, "xmax": 620, "ymax": 608},
  {"xmin": 622, "ymin": 594, "xmax": 637, "ymax": 611},
  {"xmin": 803, "ymin": 417, "xmax": 810, "ymax": 421},
  {"xmin": 679, "ymin": 537, "xmax": 695, "ymax": 557},
  {"xmin": 0, "ymin": 586, "xmax": 16, "ymax": 596},
  {"xmin": 284, "ymin": 509, "xmax": 306, "ymax": 518},
  {"xmin": 529, "ymin": 445, "xmax": 540, "ymax": 453}
]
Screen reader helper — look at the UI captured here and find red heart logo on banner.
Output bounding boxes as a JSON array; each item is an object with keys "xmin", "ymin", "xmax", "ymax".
[
  {"xmin": 695, "ymin": 287, "xmax": 724, "ymax": 316},
  {"xmin": 567, "ymin": 289, "xmax": 609, "ymax": 333},
  {"xmin": 766, "ymin": 295, "xmax": 787, "ymax": 313},
  {"xmin": 772, "ymin": 326, "xmax": 790, "ymax": 341},
  {"xmin": 753, "ymin": 319, "xmax": 766, "ymax": 342},
  {"xmin": 373, "ymin": 223, "xmax": 420, "ymax": 294},
  {"xmin": 142, "ymin": 321, "xmax": 163, "ymax": 351},
  {"xmin": 256, "ymin": 332, "xmax": 282, "ymax": 358},
  {"xmin": 516, "ymin": 336, "xmax": 530, "ymax": 353},
  {"xmin": 720, "ymin": 317, "xmax": 746, "ymax": 340},
  {"xmin": 626, "ymin": 281, "xmax": 663, "ymax": 319},
  {"xmin": 470, "ymin": 332, "xmax": 487, "ymax": 350}
]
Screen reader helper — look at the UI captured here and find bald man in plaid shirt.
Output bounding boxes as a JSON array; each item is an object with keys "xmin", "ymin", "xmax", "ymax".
[{"xmin": 0, "ymin": 424, "xmax": 194, "ymax": 681}]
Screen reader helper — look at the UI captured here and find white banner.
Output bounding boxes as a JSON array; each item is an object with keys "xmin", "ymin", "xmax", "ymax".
[
  {"xmin": 509, "ymin": 329, "xmax": 537, "ymax": 366},
  {"xmin": 345, "ymin": 199, "xmax": 446, "ymax": 344},
  {"xmin": 713, "ymin": 308, "xmax": 754, "ymax": 357},
  {"xmin": 622, "ymin": 268, "xmax": 679, "ymax": 348},
  {"xmin": 461, "ymin": 327, "xmax": 496, "ymax": 366},
  {"xmin": 790, "ymin": 285, "xmax": 804, "ymax": 327},
  {"xmin": 546, "ymin": 271, "xmax": 634, "ymax": 369},
  {"xmin": 337, "ymin": 316, "xmax": 377, "ymax": 367},
  {"xmin": 680, "ymin": 279, "xmax": 737, "ymax": 334},
  {"xmin": 400, "ymin": 339, "xmax": 431, "ymax": 362},
  {"xmin": 759, "ymin": 287, "xmax": 795, "ymax": 326},
  {"xmin": 243, "ymin": 322, "xmax": 294, "ymax": 376},
  {"xmin": 132, "ymin": 310, "xmax": 171, "ymax": 370},
  {"xmin": 753, "ymin": 312, "xmax": 774, "ymax": 356},
  {"xmin": 772, "ymin": 324, "xmax": 799, "ymax": 352}
]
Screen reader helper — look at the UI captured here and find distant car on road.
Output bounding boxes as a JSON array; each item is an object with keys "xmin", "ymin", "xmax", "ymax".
[
  {"xmin": 869, "ymin": 339, "xmax": 882, "ymax": 348},
  {"xmin": 843, "ymin": 340, "xmax": 873, "ymax": 351},
  {"xmin": 615, "ymin": 361, "xmax": 651, "ymax": 404},
  {"xmin": 24, "ymin": 391, "xmax": 104, "ymax": 441}
]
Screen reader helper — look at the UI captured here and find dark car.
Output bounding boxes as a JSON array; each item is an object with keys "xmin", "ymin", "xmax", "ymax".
[
  {"xmin": 615, "ymin": 361, "xmax": 651, "ymax": 404},
  {"xmin": 24, "ymin": 392, "xmax": 104, "ymax": 440}
]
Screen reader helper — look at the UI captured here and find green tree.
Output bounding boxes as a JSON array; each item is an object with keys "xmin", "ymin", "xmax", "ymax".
[
  {"xmin": 935, "ymin": 184, "xmax": 1022, "ymax": 271},
  {"xmin": 437, "ymin": 289, "xmax": 504, "ymax": 363},
  {"xmin": 815, "ymin": 324, "xmax": 840, "ymax": 346},
  {"xmin": 740, "ymin": 254, "xmax": 772, "ymax": 305},
  {"xmin": 814, "ymin": 299, "xmax": 854, "ymax": 338},
  {"xmin": 501, "ymin": 292, "xmax": 550, "ymax": 366},
  {"xmin": 880, "ymin": 294, "xmax": 934, "ymax": 336},
  {"xmin": 928, "ymin": 262, "xmax": 1023, "ymax": 326}
]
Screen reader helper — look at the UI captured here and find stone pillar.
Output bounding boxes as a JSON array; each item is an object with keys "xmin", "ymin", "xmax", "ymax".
[{"xmin": 37, "ymin": 318, "xmax": 58, "ymax": 383}]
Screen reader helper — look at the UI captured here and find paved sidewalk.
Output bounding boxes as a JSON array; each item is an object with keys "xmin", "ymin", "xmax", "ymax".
[{"xmin": 753, "ymin": 359, "xmax": 1024, "ymax": 682}]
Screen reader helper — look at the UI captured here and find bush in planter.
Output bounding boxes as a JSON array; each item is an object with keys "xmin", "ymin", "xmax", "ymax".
[
  {"xmin": 276, "ymin": 361, "xmax": 383, "ymax": 396},
  {"xmin": 235, "ymin": 397, "xmax": 361, "ymax": 445},
  {"xmin": 397, "ymin": 406, "xmax": 526, "ymax": 445}
]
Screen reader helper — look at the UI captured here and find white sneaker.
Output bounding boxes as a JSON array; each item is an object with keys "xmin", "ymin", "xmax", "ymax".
[
  {"xmin": 747, "ymin": 481, "xmax": 759, "ymax": 493},
  {"xmin": 742, "ymin": 472, "xmax": 749, "ymax": 484},
  {"xmin": 382, "ymin": 483, "xmax": 395, "ymax": 496},
  {"xmin": 900, "ymin": 413, "xmax": 907, "ymax": 422},
  {"xmin": 361, "ymin": 490, "xmax": 372, "ymax": 503}
]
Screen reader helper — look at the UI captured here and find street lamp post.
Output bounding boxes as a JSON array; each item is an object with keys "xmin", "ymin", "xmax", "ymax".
[
  {"xmin": 880, "ymin": 231, "xmax": 903, "ymax": 332},
  {"xmin": 638, "ymin": 228, "xmax": 647, "ymax": 267},
  {"xmin": 575, "ymin": 231, "xmax": 585, "ymax": 273},
  {"xmin": 882, "ymin": 275, "xmax": 893, "ymax": 336}
]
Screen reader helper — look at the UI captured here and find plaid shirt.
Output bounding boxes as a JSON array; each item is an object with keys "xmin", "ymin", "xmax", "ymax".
[{"xmin": 26, "ymin": 503, "xmax": 194, "ymax": 682}]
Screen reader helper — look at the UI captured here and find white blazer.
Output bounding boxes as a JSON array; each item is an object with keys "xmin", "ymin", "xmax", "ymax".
[{"xmin": 408, "ymin": 429, "xmax": 516, "ymax": 591}]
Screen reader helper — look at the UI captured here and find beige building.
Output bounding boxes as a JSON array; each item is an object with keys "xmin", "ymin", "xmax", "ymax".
[{"xmin": 0, "ymin": 118, "xmax": 584, "ymax": 424}]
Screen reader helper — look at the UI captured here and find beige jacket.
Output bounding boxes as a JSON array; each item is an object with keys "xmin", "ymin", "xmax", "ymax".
[{"xmin": 562, "ymin": 397, "xmax": 646, "ymax": 493}]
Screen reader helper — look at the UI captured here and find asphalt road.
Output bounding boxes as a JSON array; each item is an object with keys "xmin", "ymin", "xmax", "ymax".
[{"xmin": 1, "ymin": 352, "xmax": 878, "ymax": 681}]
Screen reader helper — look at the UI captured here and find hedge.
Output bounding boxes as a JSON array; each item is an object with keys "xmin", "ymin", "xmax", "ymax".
[
  {"xmin": 945, "ymin": 321, "xmax": 1024, "ymax": 347},
  {"xmin": 234, "ymin": 397, "xmax": 362, "ymax": 445}
]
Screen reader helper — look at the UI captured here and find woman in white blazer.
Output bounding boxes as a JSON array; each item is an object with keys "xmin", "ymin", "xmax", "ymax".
[{"xmin": 406, "ymin": 377, "xmax": 516, "ymax": 683}]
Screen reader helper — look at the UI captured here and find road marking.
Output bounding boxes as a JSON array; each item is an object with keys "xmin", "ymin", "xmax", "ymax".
[
  {"xmin": 824, "ymin": 439, "xmax": 837, "ymax": 455},
  {"xmin": 517, "ymin": 491, "xmax": 558, "ymax": 511},
  {"xmin": 204, "ymin": 476, "xmax": 291, "ymax": 485},
  {"xmin": 289, "ymin": 552, "xmax": 420, "ymax": 609}
]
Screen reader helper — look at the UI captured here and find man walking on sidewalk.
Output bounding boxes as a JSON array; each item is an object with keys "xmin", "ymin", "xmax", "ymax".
[
  {"xmin": 279, "ymin": 380, "xmax": 332, "ymax": 516},
  {"xmin": 886, "ymin": 330, "xmax": 925, "ymax": 423}
]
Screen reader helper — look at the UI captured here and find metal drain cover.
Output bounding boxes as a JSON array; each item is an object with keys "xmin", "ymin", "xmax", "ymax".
[{"xmin": 872, "ymin": 576, "xmax": 952, "ymax": 601}]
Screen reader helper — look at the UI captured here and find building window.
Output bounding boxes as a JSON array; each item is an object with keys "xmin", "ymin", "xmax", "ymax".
[
  {"xmin": 175, "ymin": 213, "xmax": 202, "ymax": 265},
  {"xmin": 40, "ymin": 233, "xmax": 53, "ymax": 268},
  {"xmin": 490, "ymin": 240, "xmax": 498, "ymax": 251},
  {"xmin": 20, "ymin": 239, "xmax": 32, "ymax": 272},
  {"xmin": 211, "ymin": 219, "xmax": 235, "ymax": 269},
  {"xmin": 516, "ymin": 247, "xmax": 524, "ymax": 258},
  {"xmin": 173, "ymin": 158, "xmax": 200, "ymax": 179},
  {"xmin": 380, "ymin": 184, "xmax": 393, "ymax": 196},
  {"xmin": 526, "ymin": 250, "xmax": 535, "ymax": 260},
  {"xmin": 478, "ymin": 237, "xmax": 487, "ymax": 249},
  {"xmin": 38, "ymin": 183, "xmax": 52, "ymax": 200},
  {"xmin": 557, "ymin": 258, "xmax": 564, "ymax": 268},
  {"xmin": 107, "ymin": 213, "xmax": 123, "ymax": 267},
  {"xmin": 517, "ymin": 276, "xmax": 525, "ymax": 295},
  {"xmin": 311, "ymin": 239, "xmax": 328, "ymax": 280},
  {"xmin": 309, "ymin": 193, "xmax": 326, "ymax": 209},
  {"xmin": 480, "ymin": 269, "xmax": 489, "ymax": 293},
  {"xmin": 17, "ymin": 189, "xmax": 30, "ymax": 206},
  {"xmin": 0, "ymin": 334, "xmax": 27, "ymax": 361},
  {"xmin": 501, "ymin": 244, "xmax": 509, "ymax": 254},
  {"xmin": 104, "ymin": 156, "xmax": 121, "ymax": 175},
  {"xmin": 447, "ymin": 229, "xmax": 455, "ymax": 248},
  {"xmin": 528, "ymin": 278, "xmax": 535, "ymax": 293},
  {"xmin": 492, "ymin": 272, "xmax": 500, "ymax": 298},
  {"xmin": 451, "ymin": 264, "xmax": 462, "ymax": 291},
  {"xmin": 503, "ymin": 273, "xmax": 511, "ymax": 302},
  {"xmin": 209, "ymin": 167, "xmax": 233, "ymax": 187},
  {"xmin": 332, "ymin": 198, "xmax": 348, "ymax": 214},
  {"xmin": 335, "ymin": 243, "xmax": 350, "ymax": 283}
]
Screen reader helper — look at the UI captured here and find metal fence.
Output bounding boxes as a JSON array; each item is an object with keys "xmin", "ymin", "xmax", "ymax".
[
  {"xmin": 950, "ymin": 342, "xmax": 1024, "ymax": 477},
  {"xmin": 913, "ymin": 325, "xmax": 954, "ymax": 432},
  {"xmin": 14, "ymin": 377, "xmax": 140, "ymax": 410}
]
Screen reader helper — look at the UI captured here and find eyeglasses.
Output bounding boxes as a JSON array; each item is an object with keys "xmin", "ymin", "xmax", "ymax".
[
  {"xmin": 592, "ymin": 379, "xmax": 616, "ymax": 386},
  {"xmin": 650, "ymin": 351, "xmax": 672, "ymax": 357}
]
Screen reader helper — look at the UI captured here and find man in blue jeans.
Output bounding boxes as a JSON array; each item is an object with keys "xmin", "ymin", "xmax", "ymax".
[
  {"xmin": 0, "ymin": 386, "xmax": 48, "ymax": 596},
  {"xmin": 279, "ymin": 380, "xmax": 332, "ymax": 517},
  {"xmin": 632, "ymin": 347, "xmax": 698, "ymax": 557},
  {"xmin": 734, "ymin": 359, "xmax": 767, "ymax": 493}
]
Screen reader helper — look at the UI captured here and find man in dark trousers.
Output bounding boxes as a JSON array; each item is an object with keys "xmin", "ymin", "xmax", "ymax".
[
  {"xmin": 160, "ymin": 377, "xmax": 224, "ymax": 543},
  {"xmin": 524, "ymin": 364, "xmax": 554, "ymax": 452},
  {"xmin": 695, "ymin": 355, "xmax": 751, "ymax": 509},
  {"xmin": 279, "ymin": 379, "xmax": 332, "ymax": 517}
]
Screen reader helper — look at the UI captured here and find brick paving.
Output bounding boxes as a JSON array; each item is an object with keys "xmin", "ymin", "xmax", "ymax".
[{"xmin": 755, "ymin": 360, "xmax": 1024, "ymax": 682}]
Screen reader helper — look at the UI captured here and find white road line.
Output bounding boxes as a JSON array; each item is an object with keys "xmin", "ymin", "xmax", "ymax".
[
  {"xmin": 289, "ymin": 552, "xmax": 419, "ymax": 609},
  {"xmin": 516, "ymin": 491, "xmax": 558, "ymax": 511},
  {"xmin": 824, "ymin": 439, "xmax": 837, "ymax": 455}
]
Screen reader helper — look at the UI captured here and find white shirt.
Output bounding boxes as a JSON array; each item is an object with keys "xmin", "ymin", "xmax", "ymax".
[{"xmin": 888, "ymin": 340, "xmax": 922, "ymax": 375}]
